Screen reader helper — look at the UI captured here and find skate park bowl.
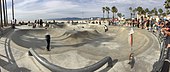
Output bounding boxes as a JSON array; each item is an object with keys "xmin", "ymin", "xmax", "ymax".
[
  {"xmin": 9, "ymin": 25, "xmax": 159, "ymax": 72},
  {"xmin": 28, "ymin": 48, "xmax": 118, "ymax": 72}
]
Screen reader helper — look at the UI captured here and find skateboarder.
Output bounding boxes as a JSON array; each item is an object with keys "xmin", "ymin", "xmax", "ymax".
[
  {"xmin": 128, "ymin": 53, "xmax": 135, "ymax": 69},
  {"xmin": 45, "ymin": 33, "xmax": 51, "ymax": 51},
  {"xmin": 104, "ymin": 25, "xmax": 108, "ymax": 32}
]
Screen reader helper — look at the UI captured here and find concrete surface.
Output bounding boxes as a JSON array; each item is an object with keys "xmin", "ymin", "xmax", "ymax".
[{"xmin": 0, "ymin": 25, "xmax": 160, "ymax": 72}]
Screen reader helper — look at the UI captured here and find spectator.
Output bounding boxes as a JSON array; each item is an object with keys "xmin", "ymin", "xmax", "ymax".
[
  {"xmin": 40, "ymin": 19, "xmax": 43, "ymax": 27},
  {"xmin": 11, "ymin": 19, "xmax": 15, "ymax": 29}
]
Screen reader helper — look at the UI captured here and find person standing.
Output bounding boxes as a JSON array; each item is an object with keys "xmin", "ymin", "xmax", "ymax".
[
  {"xmin": 11, "ymin": 19, "xmax": 15, "ymax": 29},
  {"xmin": 140, "ymin": 16, "xmax": 144, "ymax": 29},
  {"xmin": 161, "ymin": 21, "xmax": 170, "ymax": 72},
  {"xmin": 137, "ymin": 19, "xmax": 140, "ymax": 28},
  {"xmin": 45, "ymin": 33, "xmax": 51, "ymax": 51},
  {"xmin": 40, "ymin": 19, "xmax": 43, "ymax": 27}
]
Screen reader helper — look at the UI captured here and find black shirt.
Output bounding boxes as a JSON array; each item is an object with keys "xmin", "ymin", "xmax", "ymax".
[{"xmin": 45, "ymin": 35, "xmax": 51, "ymax": 41}]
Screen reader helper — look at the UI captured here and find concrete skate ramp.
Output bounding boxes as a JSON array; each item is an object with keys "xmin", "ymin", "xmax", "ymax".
[
  {"xmin": 10, "ymin": 29, "xmax": 66, "ymax": 50},
  {"xmin": 9, "ymin": 26, "xmax": 160, "ymax": 72},
  {"xmin": 10, "ymin": 28, "xmax": 102, "ymax": 50},
  {"xmin": 56, "ymin": 29, "xmax": 102, "ymax": 44},
  {"xmin": 29, "ymin": 48, "xmax": 117, "ymax": 72},
  {"xmin": 10, "ymin": 27, "xmax": 155, "ymax": 61}
]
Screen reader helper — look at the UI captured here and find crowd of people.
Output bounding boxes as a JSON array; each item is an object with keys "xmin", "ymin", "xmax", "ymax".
[
  {"xmin": 124, "ymin": 16, "xmax": 170, "ymax": 48},
  {"xmin": 101, "ymin": 16, "xmax": 170, "ymax": 48}
]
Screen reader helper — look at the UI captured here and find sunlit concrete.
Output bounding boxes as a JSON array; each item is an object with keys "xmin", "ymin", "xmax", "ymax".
[{"xmin": 0, "ymin": 24, "xmax": 159, "ymax": 72}]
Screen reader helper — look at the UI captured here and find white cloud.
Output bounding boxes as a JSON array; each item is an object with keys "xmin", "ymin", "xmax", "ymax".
[
  {"xmin": 15, "ymin": 0, "xmax": 38, "ymax": 8},
  {"xmin": 44, "ymin": 0, "xmax": 78, "ymax": 10},
  {"xmin": 7, "ymin": 0, "xmax": 79, "ymax": 20},
  {"xmin": 6, "ymin": 0, "xmax": 165, "ymax": 21}
]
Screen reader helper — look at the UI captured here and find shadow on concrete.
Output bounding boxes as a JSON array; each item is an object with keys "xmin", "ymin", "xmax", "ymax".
[
  {"xmin": 50, "ymin": 37, "xmax": 113, "ymax": 49},
  {"xmin": 99, "ymin": 59, "xmax": 118, "ymax": 72},
  {"xmin": 0, "ymin": 34, "xmax": 31, "ymax": 72},
  {"xmin": 29, "ymin": 48, "xmax": 118, "ymax": 72},
  {"xmin": 11, "ymin": 33, "xmax": 46, "ymax": 49}
]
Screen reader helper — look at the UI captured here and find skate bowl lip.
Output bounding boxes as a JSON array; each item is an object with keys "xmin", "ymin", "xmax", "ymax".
[
  {"xmin": 9, "ymin": 28, "xmax": 102, "ymax": 51},
  {"xmin": 28, "ymin": 48, "xmax": 118, "ymax": 72},
  {"xmin": 9, "ymin": 27, "xmax": 159, "ymax": 61}
]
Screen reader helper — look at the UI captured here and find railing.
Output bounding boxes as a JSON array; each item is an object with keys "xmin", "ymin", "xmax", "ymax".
[
  {"xmin": 28, "ymin": 48, "xmax": 118, "ymax": 72},
  {"xmin": 152, "ymin": 30, "xmax": 169, "ymax": 72}
]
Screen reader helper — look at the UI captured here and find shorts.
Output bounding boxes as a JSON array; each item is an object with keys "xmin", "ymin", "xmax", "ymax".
[{"xmin": 105, "ymin": 29, "xmax": 108, "ymax": 32}]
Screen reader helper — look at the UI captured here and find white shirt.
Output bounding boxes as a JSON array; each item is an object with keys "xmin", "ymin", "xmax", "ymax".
[
  {"xmin": 104, "ymin": 26, "xmax": 108, "ymax": 29},
  {"xmin": 12, "ymin": 20, "xmax": 15, "ymax": 24}
]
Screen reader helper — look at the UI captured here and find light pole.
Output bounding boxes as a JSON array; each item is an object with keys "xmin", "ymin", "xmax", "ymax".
[
  {"xmin": 5, "ymin": 0, "xmax": 8, "ymax": 26},
  {"xmin": 2, "ymin": 0, "xmax": 6, "ymax": 27},
  {"xmin": 0, "ymin": 0, "xmax": 3, "ymax": 28},
  {"xmin": 11, "ymin": 0, "xmax": 15, "ymax": 28},
  {"xmin": 12, "ymin": 0, "xmax": 14, "ymax": 20}
]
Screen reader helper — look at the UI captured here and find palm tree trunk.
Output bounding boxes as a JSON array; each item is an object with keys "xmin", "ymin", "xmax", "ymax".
[
  {"xmin": 0, "ymin": 0, "xmax": 3, "ymax": 28},
  {"xmin": 103, "ymin": 12, "xmax": 105, "ymax": 19},
  {"xmin": 108, "ymin": 12, "xmax": 109, "ymax": 18},
  {"xmin": 113, "ymin": 13, "xmax": 114, "ymax": 25},
  {"xmin": 2, "ymin": 0, "xmax": 6, "ymax": 26}
]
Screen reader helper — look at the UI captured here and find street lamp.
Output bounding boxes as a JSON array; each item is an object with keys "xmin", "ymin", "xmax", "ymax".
[
  {"xmin": 5, "ymin": 0, "xmax": 8, "ymax": 26},
  {"xmin": 12, "ymin": 0, "xmax": 14, "ymax": 20},
  {"xmin": 0, "ymin": 0, "xmax": 3, "ymax": 27}
]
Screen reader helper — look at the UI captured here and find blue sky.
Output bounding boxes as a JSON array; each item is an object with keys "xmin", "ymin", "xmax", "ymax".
[{"xmin": 6, "ymin": 0, "xmax": 165, "ymax": 21}]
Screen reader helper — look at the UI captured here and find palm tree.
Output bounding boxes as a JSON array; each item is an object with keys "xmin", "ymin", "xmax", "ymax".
[
  {"xmin": 145, "ymin": 8, "xmax": 149, "ymax": 13},
  {"xmin": 151, "ymin": 9, "xmax": 155, "ymax": 15},
  {"xmin": 136, "ymin": 6, "xmax": 143, "ymax": 18},
  {"xmin": 162, "ymin": 12, "xmax": 167, "ymax": 17},
  {"xmin": 122, "ymin": 15, "xmax": 125, "ymax": 17},
  {"xmin": 105, "ymin": 7, "xmax": 110, "ymax": 18},
  {"xmin": 111, "ymin": 6, "xmax": 118, "ymax": 19},
  {"xmin": 102, "ymin": 7, "xmax": 106, "ymax": 19},
  {"xmin": 129, "ymin": 7, "xmax": 132, "ymax": 18},
  {"xmin": 145, "ymin": 8, "xmax": 149, "ymax": 17},
  {"xmin": 132, "ymin": 8, "xmax": 137, "ymax": 18},
  {"xmin": 153, "ymin": 8, "xmax": 158, "ymax": 16},
  {"xmin": 117, "ymin": 13, "xmax": 122, "ymax": 18},
  {"xmin": 136, "ymin": 6, "xmax": 143, "ymax": 15},
  {"xmin": 148, "ymin": 10, "xmax": 152, "ymax": 17},
  {"xmin": 164, "ymin": 0, "xmax": 170, "ymax": 9},
  {"xmin": 158, "ymin": 8, "xmax": 163, "ymax": 18},
  {"xmin": 164, "ymin": 0, "xmax": 170, "ymax": 16},
  {"xmin": 158, "ymin": 8, "xmax": 163, "ymax": 14},
  {"xmin": 129, "ymin": 7, "xmax": 132, "ymax": 11},
  {"xmin": 166, "ymin": 9, "xmax": 170, "ymax": 15},
  {"xmin": 141, "ymin": 10, "xmax": 146, "ymax": 15}
]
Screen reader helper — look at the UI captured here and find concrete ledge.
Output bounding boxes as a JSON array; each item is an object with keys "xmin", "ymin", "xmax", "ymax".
[{"xmin": 28, "ymin": 48, "xmax": 118, "ymax": 72}]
